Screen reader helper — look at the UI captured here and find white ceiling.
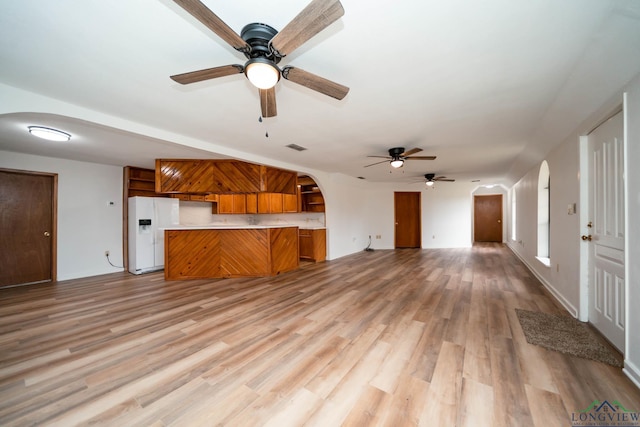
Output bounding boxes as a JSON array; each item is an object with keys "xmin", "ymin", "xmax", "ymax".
[{"xmin": 1, "ymin": 0, "xmax": 640, "ymax": 185}]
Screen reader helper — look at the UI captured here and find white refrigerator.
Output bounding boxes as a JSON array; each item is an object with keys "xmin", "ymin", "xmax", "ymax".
[{"xmin": 128, "ymin": 196, "xmax": 180, "ymax": 274}]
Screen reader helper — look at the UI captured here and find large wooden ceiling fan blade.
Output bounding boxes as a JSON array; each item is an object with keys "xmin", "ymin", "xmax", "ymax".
[
  {"xmin": 170, "ymin": 64, "xmax": 244, "ymax": 84},
  {"xmin": 402, "ymin": 148, "xmax": 422, "ymax": 157},
  {"xmin": 406, "ymin": 156, "xmax": 437, "ymax": 160},
  {"xmin": 173, "ymin": 0, "xmax": 248, "ymax": 52},
  {"xmin": 260, "ymin": 87, "xmax": 277, "ymax": 118},
  {"xmin": 364, "ymin": 160, "xmax": 391, "ymax": 168},
  {"xmin": 282, "ymin": 66, "xmax": 349, "ymax": 100},
  {"xmin": 270, "ymin": 0, "xmax": 345, "ymax": 57}
]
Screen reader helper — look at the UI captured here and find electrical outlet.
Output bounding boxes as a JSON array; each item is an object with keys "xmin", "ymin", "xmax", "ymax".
[
  {"xmin": 376, "ymin": 235, "xmax": 381, "ymax": 239},
  {"xmin": 104, "ymin": 250, "xmax": 110, "ymax": 257}
]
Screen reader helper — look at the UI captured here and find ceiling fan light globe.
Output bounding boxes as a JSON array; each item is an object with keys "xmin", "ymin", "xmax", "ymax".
[
  {"xmin": 390, "ymin": 159, "xmax": 404, "ymax": 168},
  {"xmin": 245, "ymin": 59, "xmax": 280, "ymax": 89},
  {"xmin": 426, "ymin": 181, "xmax": 435, "ymax": 187}
]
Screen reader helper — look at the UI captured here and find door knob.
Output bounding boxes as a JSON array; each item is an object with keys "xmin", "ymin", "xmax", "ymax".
[
  {"xmin": 44, "ymin": 231, "xmax": 51, "ymax": 237},
  {"xmin": 581, "ymin": 235, "xmax": 592, "ymax": 241},
  {"xmin": 497, "ymin": 219, "xmax": 501, "ymax": 223}
]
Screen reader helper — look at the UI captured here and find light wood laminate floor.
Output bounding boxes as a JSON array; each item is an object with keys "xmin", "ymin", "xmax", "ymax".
[{"xmin": 1, "ymin": 244, "xmax": 638, "ymax": 426}]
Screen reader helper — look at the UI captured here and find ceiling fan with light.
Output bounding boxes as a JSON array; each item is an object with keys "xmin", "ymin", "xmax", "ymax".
[
  {"xmin": 169, "ymin": 0, "xmax": 349, "ymax": 118},
  {"xmin": 421, "ymin": 173, "xmax": 455, "ymax": 187},
  {"xmin": 364, "ymin": 147, "xmax": 436, "ymax": 169}
]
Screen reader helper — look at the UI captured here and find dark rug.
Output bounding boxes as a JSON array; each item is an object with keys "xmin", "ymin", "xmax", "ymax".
[{"xmin": 515, "ymin": 309, "xmax": 622, "ymax": 367}]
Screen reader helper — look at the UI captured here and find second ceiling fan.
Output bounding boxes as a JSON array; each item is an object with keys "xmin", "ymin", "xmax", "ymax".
[
  {"xmin": 365, "ymin": 147, "xmax": 437, "ymax": 169},
  {"xmin": 170, "ymin": 0, "xmax": 350, "ymax": 118}
]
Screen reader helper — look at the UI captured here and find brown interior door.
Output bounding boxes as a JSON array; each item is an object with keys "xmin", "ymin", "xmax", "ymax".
[
  {"xmin": 0, "ymin": 169, "xmax": 56, "ymax": 287},
  {"xmin": 394, "ymin": 192, "xmax": 421, "ymax": 248},
  {"xmin": 474, "ymin": 194, "xmax": 503, "ymax": 242}
]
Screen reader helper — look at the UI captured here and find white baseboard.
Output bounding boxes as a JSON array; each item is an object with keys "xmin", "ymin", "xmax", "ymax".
[
  {"xmin": 506, "ymin": 243, "xmax": 578, "ymax": 318},
  {"xmin": 623, "ymin": 359, "xmax": 640, "ymax": 389}
]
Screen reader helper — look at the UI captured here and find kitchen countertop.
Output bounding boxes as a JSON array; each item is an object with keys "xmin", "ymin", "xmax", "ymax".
[{"xmin": 162, "ymin": 225, "xmax": 300, "ymax": 230}]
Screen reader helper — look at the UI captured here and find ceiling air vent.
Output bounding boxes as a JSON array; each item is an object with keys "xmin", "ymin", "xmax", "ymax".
[{"xmin": 286, "ymin": 143, "xmax": 307, "ymax": 152}]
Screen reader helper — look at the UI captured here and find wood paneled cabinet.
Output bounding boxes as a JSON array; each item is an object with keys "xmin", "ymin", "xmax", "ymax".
[
  {"xmin": 213, "ymin": 193, "xmax": 298, "ymax": 214},
  {"xmin": 156, "ymin": 160, "xmax": 214, "ymax": 194},
  {"xmin": 298, "ymin": 175, "xmax": 325, "ymax": 212},
  {"xmin": 211, "ymin": 161, "xmax": 261, "ymax": 193},
  {"xmin": 283, "ymin": 193, "xmax": 298, "ymax": 213},
  {"xmin": 165, "ymin": 227, "xmax": 299, "ymax": 280},
  {"xmin": 156, "ymin": 159, "xmax": 297, "ymax": 195},
  {"xmin": 262, "ymin": 166, "xmax": 297, "ymax": 194},
  {"xmin": 216, "ymin": 194, "xmax": 247, "ymax": 214},
  {"xmin": 258, "ymin": 193, "xmax": 283, "ymax": 214},
  {"xmin": 299, "ymin": 228, "xmax": 326, "ymax": 262}
]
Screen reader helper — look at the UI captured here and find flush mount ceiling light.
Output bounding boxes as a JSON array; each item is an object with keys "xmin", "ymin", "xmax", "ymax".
[
  {"xmin": 244, "ymin": 57, "xmax": 280, "ymax": 89},
  {"xmin": 28, "ymin": 126, "xmax": 71, "ymax": 142}
]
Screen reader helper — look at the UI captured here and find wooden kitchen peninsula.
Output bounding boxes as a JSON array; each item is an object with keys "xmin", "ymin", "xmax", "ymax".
[{"xmin": 164, "ymin": 226, "xmax": 299, "ymax": 280}]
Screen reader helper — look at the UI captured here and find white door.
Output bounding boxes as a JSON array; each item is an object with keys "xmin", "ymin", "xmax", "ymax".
[{"xmin": 587, "ymin": 111, "xmax": 625, "ymax": 351}]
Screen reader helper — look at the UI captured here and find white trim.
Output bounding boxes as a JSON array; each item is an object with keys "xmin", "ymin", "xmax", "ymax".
[
  {"xmin": 623, "ymin": 359, "xmax": 640, "ymax": 390},
  {"xmin": 535, "ymin": 256, "xmax": 551, "ymax": 268},
  {"xmin": 578, "ymin": 135, "xmax": 590, "ymax": 322},
  {"xmin": 507, "ymin": 243, "xmax": 578, "ymax": 318},
  {"xmin": 623, "ymin": 92, "xmax": 631, "ymax": 368}
]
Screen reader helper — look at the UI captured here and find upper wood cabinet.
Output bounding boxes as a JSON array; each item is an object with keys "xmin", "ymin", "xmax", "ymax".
[
  {"xmin": 283, "ymin": 193, "xmax": 298, "ymax": 213},
  {"xmin": 261, "ymin": 166, "xmax": 297, "ymax": 194},
  {"xmin": 258, "ymin": 193, "xmax": 283, "ymax": 214},
  {"xmin": 211, "ymin": 161, "xmax": 261, "ymax": 193},
  {"xmin": 216, "ymin": 194, "xmax": 247, "ymax": 214},
  {"xmin": 155, "ymin": 160, "xmax": 213, "ymax": 194},
  {"xmin": 156, "ymin": 159, "xmax": 297, "ymax": 195}
]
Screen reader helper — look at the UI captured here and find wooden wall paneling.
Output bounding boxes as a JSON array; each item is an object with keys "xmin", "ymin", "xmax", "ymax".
[
  {"xmin": 269, "ymin": 227, "xmax": 299, "ymax": 275},
  {"xmin": 165, "ymin": 230, "xmax": 220, "ymax": 280},
  {"xmin": 155, "ymin": 160, "xmax": 214, "ymax": 193},
  {"xmin": 220, "ymin": 229, "xmax": 270, "ymax": 277},
  {"xmin": 261, "ymin": 166, "xmax": 297, "ymax": 194},
  {"xmin": 211, "ymin": 161, "xmax": 261, "ymax": 193}
]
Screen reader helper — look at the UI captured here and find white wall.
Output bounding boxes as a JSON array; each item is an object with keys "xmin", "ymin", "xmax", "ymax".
[
  {"xmin": 321, "ymin": 173, "xmax": 371, "ymax": 259},
  {"xmin": 345, "ymin": 180, "xmax": 477, "ymax": 251},
  {"xmin": 0, "ymin": 150, "xmax": 124, "ymax": 280},
  {"xmin": 423, "ymin": 182, "xmax": 476, "ymax": 248},
  {"xmin": 507, "ymin": 71, "xmax": 640, "ymax": 387},
  {"xmin": 508, "ymin": 132, "xmax": 581, "ymax": 316}
]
